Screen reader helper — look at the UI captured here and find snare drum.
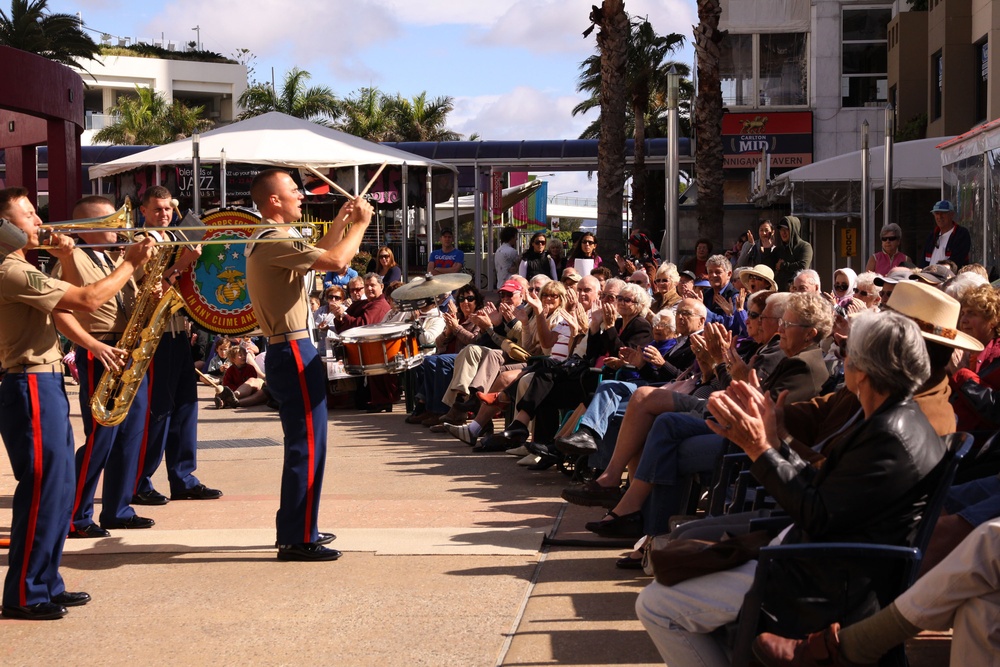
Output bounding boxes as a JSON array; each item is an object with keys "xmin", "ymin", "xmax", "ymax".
[{"xmin": 339, "ymin": 322, "xmax": 423, "ymax": 375}]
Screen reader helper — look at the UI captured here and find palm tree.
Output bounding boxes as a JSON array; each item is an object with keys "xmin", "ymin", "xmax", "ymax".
[
  {"xmin": 693, "ymin": 0, "xmax": 725, "ymax": 247},
  {"xmin": 93, "ymin": 86, "xmax": 213, "ymax": 145},
  {"xmin": 584, "ymin": 0, "xmax": 629, "ymax": 268},
  {"xmin": 335, "ymin": 87, "xmax": 399, "ymax": 142},
  {"xmin": 0, "ymin": 0, "xmax": 99, "ymax": 68},
  {"xmin": 237, "ymin": 67, "xmax": 339, "ymax": 124},
  {"xmin": 391, "ymin": 92, "xmax": 461, "ymax": 142},
  {"xmin": 575, "ymin": 16, "xmax": 689, "ymax": 233}
]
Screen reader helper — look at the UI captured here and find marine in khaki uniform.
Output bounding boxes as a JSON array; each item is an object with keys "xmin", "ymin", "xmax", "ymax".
[
  {"xmin": 0, "ymin": 186, "xmax": 154, "ymax": 620},
  {"xmin": 52, "ymin": 196, "xmax": 156, "ymax": 537},
  {"xmin": 245, "ymin": 168, "xmax": 372, "ymax": 562}
]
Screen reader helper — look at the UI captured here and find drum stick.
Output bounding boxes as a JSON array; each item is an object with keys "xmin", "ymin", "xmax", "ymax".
[
  {"xmin": 359, "ymin": 162, "xmax": 388, "ymax": 198},
  {"xmin": 304, "ymin": 166, "xmax": 355, "ymax": 199},
  {"xmin": 195, "ymin": 368, "xmax": 220, "ymax": 388}
]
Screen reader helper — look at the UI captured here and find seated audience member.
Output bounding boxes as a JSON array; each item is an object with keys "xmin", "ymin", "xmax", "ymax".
[
  {"xmin": 681, "ymin": 238, "xmax": 712, "ymax": 281},
  {"xmin": 950, "ymin": 283, "xmax": 1000, "ymax": 434},
  {"xmin": 854, "ymin": 271, "xmax": 881, "ymax": 310},
  {"xmin": 828, "ymin": 267, "xmax": 857, "ymax": 305},
  {"xmin": 205, "ymin": 336, "xmax": 232, "ymax": 377},
  {"xmin": 701, "ymin": 254, "xmax": 746, "ymax": 336},
  {"xmin": 651, "ymin": 262, "xmax": 682, "ymax": 311},
  {"xmin": 323, "ymin": 263, "xmax": 358, "ymax": 289},
  {"xmin": 944, "ymin": 271, "xmax": 988, "ymax": 301},
  {"xmin": 753, "ymin": 517, "xmax": 1000, "ymax": 667},
  {"xmin": 958, "ymin": 262, "xmax": 989, "ymax": 280},
  {"xmin": 791, "ymin": 268, "xmax": 821, "ymax": 293},
  {"xmin": 636, "ymin": 310, "xmax": 946, "ymax": 666},
  {"xmin": 333, "ymin": 273, "xmax": 390, "ymax": 331},
  {"xmin": 412, "ymin": 285, "xmax": 484, "ymax": 426},
  {"xmin": 216, "ymin": 345, "xmax": 268, "ymax": 408},
  {"xmin": 873, "ymin": 266, "xmax": 913, "ymax": 304},
  {"xmin": 590, "ymin": 265, "xmax": 612, "ymax": 287},
  {"xmin": 578, "ymin": 292, "xmax": 831, "ymax": 540}
]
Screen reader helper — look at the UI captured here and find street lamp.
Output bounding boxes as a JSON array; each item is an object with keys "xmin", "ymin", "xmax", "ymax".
[
  {"xmin": 666, "ymin": 65, "xmax": 680, "ymax": 264},
  {"xmin": 191, "ymin": 25, "xmax": 201, "ymax": 50},
  {"xmin": 551, "ymin": 190, "xmax": 579, "ymax": 199}
]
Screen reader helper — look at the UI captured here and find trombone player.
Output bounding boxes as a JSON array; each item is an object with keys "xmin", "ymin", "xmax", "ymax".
[
  {"xmin": 51, "ymin": 195, "xmax": 156, "ymax": 536},
  {"xmin": 0, "ymin": 187, "xmax": 154, "ymax": 620},
  {"xmin": 131, "ymin": 185, "xmax": 223, "ymax": 505}
]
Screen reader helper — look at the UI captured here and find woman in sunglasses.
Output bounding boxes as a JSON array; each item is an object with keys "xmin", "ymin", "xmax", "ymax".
[
  {"xmin": 827, "ymin": 267, "xmax": 858, "ymax": 306},
  {"xmin": 865, "ymin": 222, "xmax": 910, "ymax": 274},
  {"xmin": 372, "ymin": 245, "xmax": 401, "ymax": 285},
  {"xmin": 518, "ymin": 231, "xmax": 558, "ymax": 280},
  {"xmin": 567, "ymin": 232, "xmax": 603, "ymax": 272}
]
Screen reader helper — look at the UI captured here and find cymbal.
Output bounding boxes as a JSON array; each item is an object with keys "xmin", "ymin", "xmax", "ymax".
[{"xmin": 392, "ymin": 273, "xmax": 471, "ymax": 301}]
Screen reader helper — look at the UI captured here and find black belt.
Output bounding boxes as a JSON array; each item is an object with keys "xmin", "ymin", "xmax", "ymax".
[{"xmin": 93, "ymin": 332, "xmax": 124, "ymax": 343}]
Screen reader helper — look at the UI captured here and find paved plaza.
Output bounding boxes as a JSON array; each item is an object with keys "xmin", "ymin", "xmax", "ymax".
[{"xmin": 0, "ymin": 384, "xmax": 950, "ymax": 665}]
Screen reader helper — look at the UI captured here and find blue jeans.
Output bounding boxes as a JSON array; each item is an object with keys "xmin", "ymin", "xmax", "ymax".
[
  {"xmin": 421, "ymin": 354, "xmax": 457, "ymax": 414},
  {"xmin": 945, "ymin": 475, "xmax": 1000, "ymax": 527},
  {"xmin": 579, "ymin": 380, "xmax": 637, "ymax": 468}
]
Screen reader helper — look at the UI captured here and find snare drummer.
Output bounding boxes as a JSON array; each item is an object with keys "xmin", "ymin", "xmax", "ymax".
[{"xmin": 246, "ymin": 168, "xmax": 372, "ymax": 562}]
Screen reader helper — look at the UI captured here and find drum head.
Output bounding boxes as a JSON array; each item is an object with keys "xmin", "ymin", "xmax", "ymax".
[{"xmin": 339, "ymin": 322, "xmax": 412, "ymax": 340}]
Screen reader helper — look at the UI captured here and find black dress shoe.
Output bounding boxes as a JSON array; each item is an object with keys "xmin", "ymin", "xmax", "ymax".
[
  {"xmin": 555, "ymin": 427, "xmax": 599, "ymax": 456},
  {"xmin": 2, "ymin": 602, "xmax": 67, "ymax": 620},
  {"xmin": 171, "ymin": 483, "xmax": 223, "ymax": 500},
  {"xmin": 615, "ymin": 555, "xmax": 644, "ymax": 570},
  {"xmin": 474, "ymin": 434, "xmax": 519, "ymax": 452},
  {"xmin": 277, "ymin": 543, "xmax": 342, "ymax": 562},
  {"xmin": 101, "ymin": 515, "xmax": 155, "ymax": 530},
  {"xmin": 315, "ymin": 532, "xmax": 337, "ymax": 545},
  {"xmin": 51, "ymin": 591, "xmax": 91, "ymax": 607},
  {"xmin": 585, "ymin": 510, "xmax": 644, "ymax": 538},
  {"xmin": 132, "ymin": 489, "xmax": 169, "ymax": 506},
  {"xmin": 68, "ymin": 523, "xmax": 110, "ymax": 538},
  {"xmin": 561, "ymin": 480, "xmax": 624, "ymax": 509}
]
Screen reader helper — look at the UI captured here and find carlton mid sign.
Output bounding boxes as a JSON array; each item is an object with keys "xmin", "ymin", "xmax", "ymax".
[{"xmin": 722, "ymin": 112, "xmax": 813, "ymax": 169}]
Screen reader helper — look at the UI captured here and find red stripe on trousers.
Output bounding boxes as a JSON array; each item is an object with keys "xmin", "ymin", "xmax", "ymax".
[
  {"xmin": 133, "ymin": 361, "xmax": 154, "ymax": 494},
  {"xmin": 21, "ymin": 376, "xmax": 44, "ymax": 606},
  {"xmin": 290, "ymin": 341, "xmax": 315, "ymax": 543},
  {"xmin": 70, "ymin": 351, "xmax": 98, "ymax": 530}
]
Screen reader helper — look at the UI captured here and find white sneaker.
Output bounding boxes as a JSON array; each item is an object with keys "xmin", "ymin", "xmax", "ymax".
[
  {"xmin": 443, "ymin": 422, "xmax": 477, "ymax": 446},
  {"xmin": 507, "ymin": 445, "xmax": 529, "ymax": 457},
  {"xmin": 517, "ymin": 454, "xmax": 541, "ymax": 466}
]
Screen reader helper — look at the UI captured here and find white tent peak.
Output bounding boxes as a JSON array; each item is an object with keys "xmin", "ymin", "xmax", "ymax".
[{"xmin": 88, "ymin": 112, "xmax": 456, "ymax": 179}]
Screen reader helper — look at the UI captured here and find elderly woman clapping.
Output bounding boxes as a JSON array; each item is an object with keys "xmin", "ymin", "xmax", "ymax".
[{"xmin": 636, "ymin": 310, "xmax": 946, "ymax": 666}]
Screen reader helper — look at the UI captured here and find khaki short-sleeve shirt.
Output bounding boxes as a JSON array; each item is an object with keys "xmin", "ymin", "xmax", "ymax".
[
  {"xmin": 0, "ymin": 254, "xmax": 71, "ymax": 368},
  {"xmin": 245, "ymin": 225, "xmax": 322, "ymax": 337},
  {"xmin": 52, "ymin": 247, "xmax": 135, "ymax": 333}
]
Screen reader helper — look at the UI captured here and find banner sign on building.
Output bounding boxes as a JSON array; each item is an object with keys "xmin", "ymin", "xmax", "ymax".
[{"xmin": 721, "ymin": 111, "xmax": 813, "ymax": 169}]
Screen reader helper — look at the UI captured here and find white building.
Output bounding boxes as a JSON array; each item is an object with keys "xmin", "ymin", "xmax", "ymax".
[{"xmin": 75, "ymin": 53, "xmax": 247, "ymax": 145}]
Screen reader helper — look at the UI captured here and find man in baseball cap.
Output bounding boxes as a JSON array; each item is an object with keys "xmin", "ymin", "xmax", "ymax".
[{"xmin": 921, "ymin": 200, "xmax": 971, "ymax": 268}]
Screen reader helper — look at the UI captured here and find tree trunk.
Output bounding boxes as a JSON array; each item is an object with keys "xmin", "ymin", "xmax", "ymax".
[
  {"xmin": 694, "ymin": 0, "xmax": 726, "ymax": 248},
  {"xmin": 595, "ymin": 0, "xmax": 629, "ymax": 272}
]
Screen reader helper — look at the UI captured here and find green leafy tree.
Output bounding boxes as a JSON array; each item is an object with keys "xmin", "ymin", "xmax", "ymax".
[
  {"xmin": 0, "ymin": 0, "xmax": 99, "ymax": 68},
  {"xmin": 575, "ymin": 15, "xmax": 689, "ymax": 233},
  {"xmin": 93, "ymin": 86, "xmax": 213, "ymax": 145},
  {"xmin": 335, "ymin": 87, "xmax": 399, "ymax": 142},
  {"xmin": 391, "ymin": 92, "xmax": 461, "ymax": 142},
  {"xmin": 237, "ymin": 67, "xmax": 339, "ymax": 124}
]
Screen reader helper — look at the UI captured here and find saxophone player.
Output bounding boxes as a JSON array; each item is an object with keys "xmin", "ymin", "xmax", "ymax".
[
  {"xmin": 246, "ymin": 169, "xmax": 372, "ymax": 561},
  {"xmin": 131, "ymin": 185, "xmax": 222, "ymax": 505},
  {"xmin": 0, "ymin": 187, "xmax": 155, "ymax": 620},
  {"xmin": 51, "ymin": 196, "xmax": 156, "ymax": 536}
]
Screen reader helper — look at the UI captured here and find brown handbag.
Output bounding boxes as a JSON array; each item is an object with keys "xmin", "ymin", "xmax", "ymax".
[{"xmin": 647, "ymin": 530, "xmax": 773, "ymax": 586}]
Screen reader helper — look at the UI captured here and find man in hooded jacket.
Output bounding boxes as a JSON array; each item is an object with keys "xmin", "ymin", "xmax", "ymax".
[{"xmin": 774, "ymin": 216, "xmax": 813, "ymax": 290}]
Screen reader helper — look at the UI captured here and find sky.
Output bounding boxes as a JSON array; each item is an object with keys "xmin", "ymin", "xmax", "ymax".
[{"xmin": 50, "ymin": 0, "xmax": 698, "ymax": 200}]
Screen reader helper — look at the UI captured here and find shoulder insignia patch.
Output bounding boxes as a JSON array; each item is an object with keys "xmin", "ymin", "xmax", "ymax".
[{"xmin": 26, "ymin": 270, "xmax": 48, "ymax": 292}]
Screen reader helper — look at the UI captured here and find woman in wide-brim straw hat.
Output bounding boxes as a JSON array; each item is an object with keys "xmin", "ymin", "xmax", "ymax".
[{"xmin": 738, "ymin": 264, "xmax": 778, "ymax": 292}]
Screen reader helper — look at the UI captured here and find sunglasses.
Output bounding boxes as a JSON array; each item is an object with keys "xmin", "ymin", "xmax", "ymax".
[
  {"xmin": 881, "ymin": 236, "xmax": 899, "ymax": 242},
  {"xmin": 747, "ymin": 311, "xmax": 762, "ymax": 320},
  {"xmin": 350, "ymin": 286, "xmax": 364, "ymax": 291},
  {"xmin": 580, "ymin": 240, "xmax": 595, "ymax": 245},
  {"xmin": 528, "ymin": 287, "xmax": 541, "ymax": 293},
  {"xmin": 541, "ymin": 293, "xmax": 560, "ymax": 299},
  {"xmin": 533, "ymin": 239, "xmax": 547, "ymax": 245},
  {"xmin": 857, "ymin": 290, "xmax": 874, "ymax": 297},
  {"xmin": 834, "ymin": 283, "xmax": 850, "ymax": 291},
  {"xmin": 654, "ymin": 278, "xmax": 671, "ymax": 284},
  {"xmin": 498, "ymin": 291, "xmax": 516, "ymax": 299},
  {"xmin": 616, "ymin": 295, "xmax": 636, "ymax": 304},
  {"xmin": 378, "ymin": 254, "xmax": 390, "ymax": 259},
  {"xmin": 328, "ymin": 295, "xmax": 343, "ymax": 301},
  {"xmin": 456, "ymin": 295, "xmax": 477, "ymax": 303}
]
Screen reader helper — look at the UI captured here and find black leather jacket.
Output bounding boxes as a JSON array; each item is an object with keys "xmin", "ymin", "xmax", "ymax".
[{"xmin": 750, "ymin": 396, "xmax": 946, "ymax": 632}]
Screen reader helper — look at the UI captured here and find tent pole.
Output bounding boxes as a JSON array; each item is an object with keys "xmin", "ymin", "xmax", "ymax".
[
  {"xmin": 192, "ymin": 134, "xmax": 201, "ymax": 215},
  {"xmin": 883, "ymin": 105, "xmax": 894, "ymax": 232},
  {"xmin": 401, "ymin": 163, "xmax": 409, "ymax": 280},
  {"xmin": 220, "ymin": 148, "xmax": 227, "ymax": 208},
  {"xmin": 473, "ymin": 160, "xmax": 483, "ymax": 289},
  {"xmin": 861, "ymin": 121, "xmax": 870, "ymax": 265},
  {"xmin": 426, "ymin": 167, "xmax": 434, "ymax": 267}
]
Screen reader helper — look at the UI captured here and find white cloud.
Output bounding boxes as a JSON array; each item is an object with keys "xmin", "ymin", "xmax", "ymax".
[{"xmin": 450, "ymin": 87, "xmax": 592, "ymax": 141}]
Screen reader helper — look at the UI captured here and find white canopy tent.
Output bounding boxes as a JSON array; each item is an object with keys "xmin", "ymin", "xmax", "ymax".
[
  {"xmin": 763, "ymin": 136, "xmax": 949, "ymax": 203},
  {"xmin": 88, "ymin": 112, "xmax": 458, "ymax": 277}
]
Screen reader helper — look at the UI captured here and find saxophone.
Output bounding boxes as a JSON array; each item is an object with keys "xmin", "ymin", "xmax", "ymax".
[{"xmin": 90, "ymin": 239, "xmax": 185, "ymax": 427}]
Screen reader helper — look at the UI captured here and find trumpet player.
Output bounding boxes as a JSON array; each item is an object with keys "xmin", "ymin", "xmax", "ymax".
[
  {"xmin": 131, "ymin": 185, "xmax": 223, "ymax": 505},
  {"xmin": 0, "ymin": 187, "xmax": 155, "ymax": 620},
  {"xmin": 51, "ymin": 196, "xmax": 156, "ymax": 536},
  {"xmin": 246, "ymin": 169, "xmax": 372, "ymax": 561}
]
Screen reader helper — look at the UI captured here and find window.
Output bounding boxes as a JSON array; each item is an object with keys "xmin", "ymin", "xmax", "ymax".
[
  {"xmin": 975, "ymin": 39, "xmax": 988, "ymax": 123},
  {"xmin": 721, "ymin": 33, "xmax": 807, "ymax": 108},
  {"xmin": 841, "ymin": 6, "xmax": 892, "ymax": 107},
  {"xmin": 931, "ymin": 50, "xmax": 943, "ymax": 120}
]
